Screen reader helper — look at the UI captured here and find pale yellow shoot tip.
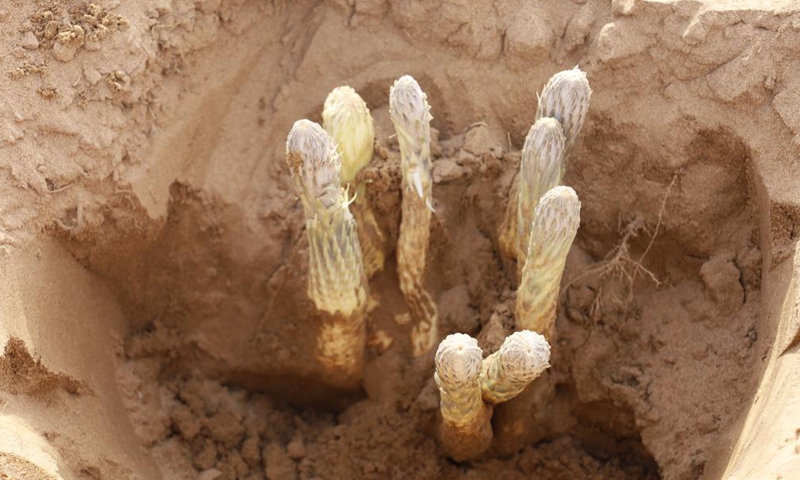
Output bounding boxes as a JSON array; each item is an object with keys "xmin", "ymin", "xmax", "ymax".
[{"xmin": 322, "ymin": 87, "xmax": 375, "ymax": 185}]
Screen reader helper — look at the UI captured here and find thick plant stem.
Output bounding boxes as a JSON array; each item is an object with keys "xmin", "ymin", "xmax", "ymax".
[
  {"xmin": 323, "ymin": 86, "xmax": 386, "ymax": 278},
  {"xmin": 315, "ymin": 309, "xmax": 366, "ymax": 388},
  {"xmin": 286, "ymin": 119, "xmax": 368, "ymax": 385},
  {"xmin": 303, "ymin": 198, "xmax": 367, "ymax": 317},
  {"xmin": 306, "ymin": 209, "xmax": 368, "ymax": 385},
  {"xmin": 398, "ymin": 192, "xmax": 437, "ymax": 356},
  {"xmin": 516, "ymin": 186, "xmax": 581, "ymax": 339},
  {"xmin": 514, "ymin": 119, "xmax": 565, "ymax": 272},
  {"xmin": 480, "ymin": 330, "xmax": 551, "ymax": 404},
  {"xmin": 435, "ymin": 334, "xmax": 493, "ymax": 461},
  {"xmin": 390, "ymin": 75, "xmax": 438, "ymax": 356}
]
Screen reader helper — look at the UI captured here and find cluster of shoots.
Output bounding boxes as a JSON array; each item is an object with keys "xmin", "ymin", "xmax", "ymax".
[
  {"xmin": 500, "ymin": 66, "xmax": 590, "ymax": 341},
  {"xmin": 435, "ymin": 331, "xmax": 551, "ymax": 460},
  {"xmin": 285, "ymin": 76, "xmax": 440, "ymax": 386},
  {"xmin": 284, "ymin": 67, "xmax": 589, "ymax": 457},
  {"xmin": 435, "ymin": 67, "xmax": 589, "ymax": 459}
]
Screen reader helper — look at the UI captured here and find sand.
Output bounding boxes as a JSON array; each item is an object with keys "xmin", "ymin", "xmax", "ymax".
[{"xmin": 1, "ymin": 0, "xmax": 800, "ymax": 479}]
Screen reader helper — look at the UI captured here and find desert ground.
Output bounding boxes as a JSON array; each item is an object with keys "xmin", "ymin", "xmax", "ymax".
[{"xmin": 1, "ymin": 1, "xmax": 800, "ymax": 479}]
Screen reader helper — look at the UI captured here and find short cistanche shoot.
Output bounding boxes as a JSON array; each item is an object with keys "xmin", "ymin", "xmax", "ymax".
[
  {"xmin": 435, "ymin": 334, "xmax": 486, "ymax": 428},
  {"xmin": 434, "ymin": 333, "xmax": 492, "ymax": 460},
  {"xmin": 480, "ymin": 330, "xmax": 551, "ymax": 404}
]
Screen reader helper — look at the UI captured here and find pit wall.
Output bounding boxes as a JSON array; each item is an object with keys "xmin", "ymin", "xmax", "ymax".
[
  {"xmin": 718, "ymin": 243, "xmax": 800, "ymax": 478},
  {"xmin": 0, "ymin": 240, "xmax": 160, "ymax": 479},
  {"xmin": 0, "ymin": 0, "xmax": 799, "ymax": 479}
]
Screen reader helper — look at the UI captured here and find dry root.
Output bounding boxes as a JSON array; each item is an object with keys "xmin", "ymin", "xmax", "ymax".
[{"xmin": 570, "ymin": 174, "xmax": 676, "ymax": 313}]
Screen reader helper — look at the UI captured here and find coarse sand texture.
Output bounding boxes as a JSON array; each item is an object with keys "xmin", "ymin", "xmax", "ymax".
[{"xmin": 1, "ymin": 1, "xmax": 799, "ymax": 480}]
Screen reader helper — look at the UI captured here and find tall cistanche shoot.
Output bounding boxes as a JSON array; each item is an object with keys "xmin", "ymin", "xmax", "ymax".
[
  {"xmin": 322, "ymin": 86, "xmax": 375, "ymax": 185},
  {"xmin": 285, "ymin": 119, "xmax": 368, "ymax": 385},
  {"xmin": 390, "ymin": 75, "xmax": 438, "ymax": 356},
  {"xmin": 322, "ymin": 86, "xmax": 386, "ymax": 278},
  {"xmin": 512, "ymin": 118, "xmax": 566, "ymax": 269},
  {"xmin": 536, "ymin": 66, "xmax": 592, "ymax": 156}
]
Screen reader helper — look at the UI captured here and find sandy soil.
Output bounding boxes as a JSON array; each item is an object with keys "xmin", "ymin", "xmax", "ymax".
[{"xmin": 1, "ymin": 1, "xmax": 800, "ymax": 479}]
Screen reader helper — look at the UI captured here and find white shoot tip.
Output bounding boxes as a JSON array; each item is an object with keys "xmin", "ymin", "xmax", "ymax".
[
  {"xmin": 286, "ymin": 120, "xmax": 334, "ymax": 171},
  {"xmin": 524, "ymin": 118, "xmax": 566, "ymax": 170},
  {"xmin": 436, "ymin": 333, "xmax": 483, "ymax": 384},
  {"xmin": 530, "ymin": 117, "xmax": 565, "ymax": 138},
  {"xmin": 536, "ymin": 68, "xmax": 592, "ymax": 147},
  {"xmin": 286, "ymin": 119, "xmax": 340, "ymax": 206},
  {"xmin": 389, "ymin": 75, "xmax": 431, "ymax": 124},
  {"xmin": 564, "ymin": 66, "xmax": 590, "ymax": 81},
  {"xmin": 498, "ymin": 330, "xmax": 551, "ymax": 379},
  {"xmin": 534, "ymin": 186, "xmax": 581, "ymax": 235}
]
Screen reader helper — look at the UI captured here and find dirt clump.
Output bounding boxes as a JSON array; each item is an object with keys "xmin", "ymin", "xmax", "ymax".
[
  {"xmin": 0, "ymin": 337, "xmax": 87, "ymax": 397},
  {"xmin": 119, "ymin": 372, "xmax": 658, "ymax": 480}
]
